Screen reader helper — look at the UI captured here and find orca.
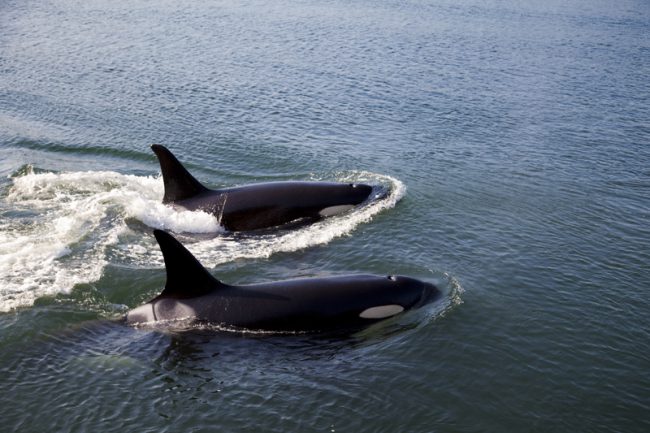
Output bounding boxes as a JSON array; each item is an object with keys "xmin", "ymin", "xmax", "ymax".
[
  {"xmin": 125, "ymin": 230, "xmax": 441, "ymax": 332},
  {"xmin": 151, "ymin": 144, "xmax": 376, "ymax": 231}
]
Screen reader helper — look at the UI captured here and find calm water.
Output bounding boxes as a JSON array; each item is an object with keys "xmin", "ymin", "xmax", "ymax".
[{"xmin": 1, "ymin": 0, "xmax": 649, "ymax": 431}]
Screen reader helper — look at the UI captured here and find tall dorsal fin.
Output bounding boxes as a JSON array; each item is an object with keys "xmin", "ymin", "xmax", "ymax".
[
  {"xmin": 153, "ymin": 229, "xmax": 226, "ymax": 299},
  {"xmin": 151, "ymin": 144, "xmax": 209, "ymax": 203}
]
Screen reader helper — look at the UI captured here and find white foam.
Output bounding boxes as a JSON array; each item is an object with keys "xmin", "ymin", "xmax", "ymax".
[{"xmin": 0, "ymin": 168, "xmax": 404, "ymax": 312}]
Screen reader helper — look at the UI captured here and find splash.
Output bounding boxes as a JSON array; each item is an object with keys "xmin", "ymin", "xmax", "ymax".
[{"xmin": 0, "ymin": 168, "xmax": 404, "ymax": 312}]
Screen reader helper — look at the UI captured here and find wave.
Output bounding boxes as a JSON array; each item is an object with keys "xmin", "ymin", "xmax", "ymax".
[{"xmin": 0, "ymin": 168, "xmax": 404, "ymax": 312}]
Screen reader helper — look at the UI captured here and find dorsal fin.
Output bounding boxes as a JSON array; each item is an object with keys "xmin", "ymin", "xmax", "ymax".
[
  {"xmin": 153, "ymin": 229, "xmax": 226, "ymax": 299},
  {"xmin": 151, "ymin": 144, "xmax": 209, "ymax": 203}
]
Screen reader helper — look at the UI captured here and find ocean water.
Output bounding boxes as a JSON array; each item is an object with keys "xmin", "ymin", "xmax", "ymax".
[{"xmin": 1, "ymin": 0, "xmax": 649, "ymax": 431}]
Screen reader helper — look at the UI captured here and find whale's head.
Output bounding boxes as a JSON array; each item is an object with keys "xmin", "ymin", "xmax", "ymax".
[
  {"xmin": 394, "ymin": 275, "xmax": 441, "ymax": 308},
  {"xmin": 314, "ymin": 182, "xmax": 374, "ymax": 217},
  {"xmin": 349, "ymin": 274, "xmax": 441, "ymax": 321},
  {"xmin": 346, "ymin": 182, "xmax": 374, "ymax": 204},
  {"xmin": 385, "ymin": 274, "xmax": 440, "ymax": 307}
]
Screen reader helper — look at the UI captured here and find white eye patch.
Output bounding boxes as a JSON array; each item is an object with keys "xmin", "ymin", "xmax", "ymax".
[
  {"xmin": 359, "ymin": 304, "xmax": 404, "ymax": 319},
  {"xmin": 318, "ymin": 205, "xmax": 354, "ymax": 217}
]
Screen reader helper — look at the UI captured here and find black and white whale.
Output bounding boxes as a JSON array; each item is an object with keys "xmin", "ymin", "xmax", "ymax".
[
  {"xmin": 151, "ymin": 144, "xmax": 377, "ymax": 231},
  {"xmin": 126, "ymin": 230, "xmax": 441, "ymax": 332}
]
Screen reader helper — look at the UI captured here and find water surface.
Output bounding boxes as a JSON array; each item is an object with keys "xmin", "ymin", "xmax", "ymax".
[{"xmin": 1, "ymin": 0, "xmax": 649, "ymax": 431}]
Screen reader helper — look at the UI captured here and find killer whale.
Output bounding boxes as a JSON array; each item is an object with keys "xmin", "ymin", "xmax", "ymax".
[
  {"xmin": 125, "ymin": 230, "xmax": 441, "ymax": 332},
  {"xmin": 151, "ymin": 144, "xmax": 376, "ymax": 231}
]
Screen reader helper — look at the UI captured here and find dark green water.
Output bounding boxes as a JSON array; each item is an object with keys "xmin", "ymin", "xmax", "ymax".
[{"xmin": 1, "ymin": 0, "xmax": 649, "ymax": 431}]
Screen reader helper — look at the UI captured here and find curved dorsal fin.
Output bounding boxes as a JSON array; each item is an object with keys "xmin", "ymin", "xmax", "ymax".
[
  {"xmin": 153, "ymin": 229, "xmax": 226, "ymax": 299},
  {"xmin": 151, "ymin": 144, "xmax": 209, "ymax": 203}
]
